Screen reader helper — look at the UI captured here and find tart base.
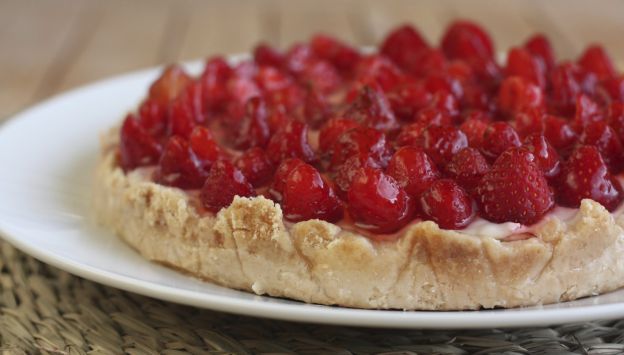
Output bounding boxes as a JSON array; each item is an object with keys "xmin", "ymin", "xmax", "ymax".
[{"xmin": 93, "ymin": 135, "xmax": 624, "ymax": 310}]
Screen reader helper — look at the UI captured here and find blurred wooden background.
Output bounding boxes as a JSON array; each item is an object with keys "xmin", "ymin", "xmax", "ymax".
[{"xmin": 2, "ymin": 0, "xmax": 624, "ymax": 121}]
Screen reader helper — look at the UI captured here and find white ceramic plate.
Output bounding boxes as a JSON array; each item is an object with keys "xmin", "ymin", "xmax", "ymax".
[{"xmin": 2, "ymin": 61, "xmax": 624, "ymax": 330}]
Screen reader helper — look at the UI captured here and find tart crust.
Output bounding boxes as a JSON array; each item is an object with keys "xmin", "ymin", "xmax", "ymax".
[{"xmin": 93, "ymin": 132, "xmax": 624, "ymax": 310}]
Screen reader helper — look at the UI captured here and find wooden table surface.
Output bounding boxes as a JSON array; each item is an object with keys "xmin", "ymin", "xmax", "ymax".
[
  {"xmin": 1, "ymin": 2, "xmax": 624, "ymax": 351},
  {"xmin": 2, "ymin": 0, "xmax": 624, "ymax": 122}
]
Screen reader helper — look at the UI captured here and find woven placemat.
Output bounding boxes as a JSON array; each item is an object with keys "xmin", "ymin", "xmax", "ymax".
[{"xmin": 2, "ymin": 240, "xmax": 624, "ymax": 355}]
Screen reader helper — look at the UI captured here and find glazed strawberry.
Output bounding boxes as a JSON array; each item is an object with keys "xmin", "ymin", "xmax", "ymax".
[
  {"xmin": 410, "ymin": 48, "xmax": 448, "ymax": 78},
  {"xmin": 505, "ymin": 47, "xmax": 546, "ymax": 88},
  {"xmin": 386, "ymin": 147, "xmax": 440, "ymax": 198},
  {"xmin": 318, "ymin": 117, "xmax": 360, "ymax": 155},
  {"xmin": 395, "ymin": 121, "xmax": 429, "ymax": 147},
  {"xmin": 168, "ymin": 81, "xmax": 203, "ymax": 138},
  {"xmin": 148, "ymin": 65, "xmax": 192, "ymax": 105},
  {"xmin": 607, "ymin": 102, "xmax": 624, "ymax": 142},
  {"xmin": 513, "ymin": 108, "xmax": 544, "ymax": 138},
  {"xmin": 380, "ymin": 24, "xmax": 428, "ymax": 73},
  {"xmin": 556, "ymin": 145, "xmax": 623, "ymax": 211},
  {"xmin": 189, "ymin": 126, "xmax": 223, "ymax": 170},
  {"xmin": 137, "ymin": 98, "xmax": 168, "ymax": 138},
  {"xmin": 600, "ymin": 76, "xmax": 624, "ymax": 102},
  {"xmin": 200, "ymin": 160, "xmax": 256, "ymax": 213},
  {"xmin": 445, "ymin": 147, "xmax": 490, "ymax": 195},
  {"xmin": 459, "ymin": 117, "xmax": 489, "ymax": 148},
  {"xmin": 477, "ymin": 148, "xmax": 554, "ymax": 224},
  {"xmin": 303, "ymin": 86, "xmax": 332, "ymax": 128},
  {"xmin": 347, "ymin": 167, "xmax": 413, "ymax": 233},
  {"xmin": 524, "ymin": 34, "xmax": 555, "ymax": 73},
  {"xmin": 119, "ymin": 114, "xmax": 163, "ymax": 171},
  {"xmin": 429, "ymin": 91, "xmax": 460, "ymax": 118},
  {"xmin": 354, "ymin": 55, "xmax": 403, "ymax": 92},
  {"xmin": 157, "ymin": 136, "xmax": 207, "ymax": 189},
  {"xmin": 417, "ymin": 125, "xmax": 468, "ymax": 166},
  {"xmin": 225, "ymin": 76, "xmax": 261, "ymax": 122},
  {"xmin": 424, "ymin": 73, "xmax": 462, "ymax": 98},
  {"xmin": 269, "ymin": 158, "xmax": 305, "ymax": 201},
  {"xmin": 550, "ymin": 63, "xmax": 583, "ymax": 116},
  {"xmin": 310, "ymin": 34, "xmax": 361, "ymax": 75},
  {"xmin": 334, "ymin": 153, "xmax": 381, "ymax": 195},
  {"xmin": 235, "ymin": 97, "xmax": 270, "ymax": 149},
  {"xmin": 497, "ymin": 76, "xmax": 544, "ymax": 117},
  {"xmin": 297, "ymin": 59, "xmax": 342, "ymax": 94},
  {"xmin": 282, "ymin": 163, "xmax": 343, "ymax": 222},
  {"xmin": 235, "ymin": 148, "xmax": 274, "ymax": 187},
  {"xmin": 572, "ymin": 94, "xmax": 603, "ymax": 131},
  {"xmin": 419, "ymin": 179, "xmax": 475, "ymax": 229},
  {"xmin": 200, "ymin": 57, "xmax": 232, "ymax": 114},
  {"xmin": 441, "ymin": 20, "xmax": 494, "ymax": 61},
  {"xmin": 266, "ymin": 120, "xmax": 316, "ymax": 164},
  {"xmin": 543, "ymin": 115, "xmax": 578, "ymax": 153},
  {"xmin": 578, "ymin": 120, "xmax": 623, "ymax": 172},
  {"xmin": 413, "ymin": 107, "xmax": 453, "ymax": 127},
  {"xmin": 253, "ymin": 43, "xmax": 284, "ymax": 68},
  {"xmin": 480, "ymin": 122, "xmax": 521, "ymax": 161},
  {"xmin": 343, "ymin": 82, "xmax": 399, "ymax": 131},
  {"xmin": 461, "ymin": 84, "xmax": 494, "ymax": 112},
  {"xmin": 578, "ymin": 45, "xmax": 616, "ymax": 81},
  {"xmin": 387, "ymin": 81, "xmax": 432, "ymax": 120},
  {"xmin": 284, "ymin": 43, "xmax": 315, "ymax": 75},
  {"xmin": 330, "ymin": 126, "xmax": 392, "ymax": 169},
  {"xmin": 255, "ymin": 65, "xmax": 293, "ymax": 92},
  {"xmin": 522, "ymin": 133, "xmax": 561, "ymax": 178}
]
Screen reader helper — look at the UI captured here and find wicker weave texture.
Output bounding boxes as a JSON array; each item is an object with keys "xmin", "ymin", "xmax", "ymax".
[{"xmin": 3, "ymin": 240, "xmax": 624, "ymax": 354}]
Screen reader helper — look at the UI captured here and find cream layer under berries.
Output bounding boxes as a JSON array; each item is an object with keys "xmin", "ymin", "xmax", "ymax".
[{"xmin": 117, "ymin": 21, "xmax": 624, "ymax": 238}]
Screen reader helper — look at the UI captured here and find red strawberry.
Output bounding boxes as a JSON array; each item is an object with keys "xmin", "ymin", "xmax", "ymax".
[
  {"xmin": 477, "ymin": 148, "xmax": 554, "ymax": 224},
  {"xmin": 343, "ymin": 82, "xmax": 399, "ymax": 131},
  {"xmin": 556, "ymin": 145, "xmax": 623, "ymax": 211},
  {"xmin": 417, "ymin": 125, "xmax": 468, "ymax": 166},
  {"xmin": 480, "ymin": 122, "xmax": 521, "ymax": 161},
  {"xmin": 253, "ymin": 43, "xmax": 284, "ymax": 67},
  {"xmin": 419, "ymin": 179, "xmax": 475, "ymax": 229},
  {"xmin": 269, "ymin": 158, "xmax": 305, "ymax": 201},
  {"xmin": 445, "ymin": 147, "xmax": 490, "ymax": 195},
  {"xmin": 441, "ymin": 20, "xmax": 494, "ymax": 61},
  {"xmin": 148, "ymin": 65, "xmax": 192, "ymax": 105},
  {"xmin": 578, "ymin": 120, "xmax": 623, "ymax": 172},
  {"xmin": 395, "ymin": 121, "xmax": 429, "ymax": 148},
  {"xmin": 334, "ymin": 153, "xmax": 381, "ymax": 196},
  {"xmin": 524, "ymin": 34, "xmax": 555, "ymax": 73},
  {"xmin": 266, "ymin": 120, "xmax": 316, "ymax": 165},
  {"xmin": 497, "ymin": 76, "xmax": 544, "ymax": 117},
  {"xmin": 156, "ymin": 136, "xmax": 208, "ymax": 189},
  {"xmin": 189, "ymin": 126, "xmax": 224, "ymax": 170},
  {"xmin": 200, "ymin": 160, "xmax": 256, "ymax": 213},
  {"xmin": 386, "ymin": 147, "xmax": 440, "ymax": 198},
  {"xmin": 234, "ymin": 148, "xmax": 274, "ymax": 187},
  {"xmin": 235, "ymin": 97, "xmax": 270, "ymax": 149},
  {"xmin": 119, "ymin": 114, "xmax": 163, "ymax": 171},
  {"xmin": 330, "ymin": 126, "xmax": 392, "ymax": 170},
  {"xmin": 459, "ymin": 117, "xmax": 489, "ymax": 148},
  {"xmin": 505, "ymin": 47, "xmax": 546, "ymax": 88},
  {"xmin": 380, "ymin": 24, "xmax": 429, "ymax": 73},
  {"xmin": 318, "ymin": 117, "xmax": 360, "ymax": 155},
  {"xmin": 522, "ymin": 134, "xmax": 561, "ymax": 179},
  {"xmin": 282, "ymin": 163, "xmax": 343, "ymax": 222},
  {"xmin": 347, "ymin": 167, "xmax": 414, "ymax": 233},
  {"xmin": 578, "ymin": 45, "xmax": 616, "ymax": 81},
  {"xmin": 542, "ymin": 115, "xmax": 578, "ymax": 153}
]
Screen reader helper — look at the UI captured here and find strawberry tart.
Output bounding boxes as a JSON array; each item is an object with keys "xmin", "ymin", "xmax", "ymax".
[{"xmin": 94, "ymin": 21, "xmax": 624, "ymax": 310}]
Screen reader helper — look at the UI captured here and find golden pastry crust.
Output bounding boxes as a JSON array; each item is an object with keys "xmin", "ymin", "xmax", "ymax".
[{"xmin": 93, "ymin": 132, "xmax": 624, "ymax": 310}]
